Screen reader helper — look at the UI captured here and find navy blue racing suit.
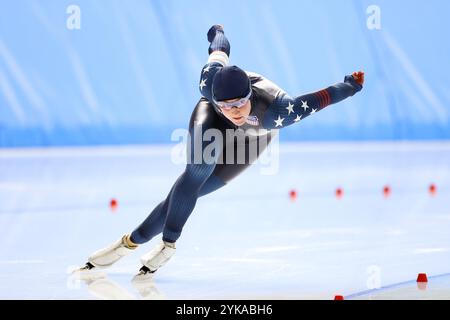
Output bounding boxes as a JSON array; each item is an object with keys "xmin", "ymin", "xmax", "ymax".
[{"xmin": 130, "ymin": 27, "xmax": 363, "ymax": 244}]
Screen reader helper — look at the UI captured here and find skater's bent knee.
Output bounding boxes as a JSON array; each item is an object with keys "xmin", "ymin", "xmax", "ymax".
[{"xmin": 130, "ymin": 229, "xmax": 154, "ymax": 245}]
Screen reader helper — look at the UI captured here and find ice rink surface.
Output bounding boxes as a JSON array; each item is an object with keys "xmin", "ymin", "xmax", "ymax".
[{"xmin": 1, "ymin": 141, "xmax": 450, "ymax": 299}]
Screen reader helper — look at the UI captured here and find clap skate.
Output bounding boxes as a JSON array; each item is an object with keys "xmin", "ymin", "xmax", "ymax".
[
  {"xmin": 132, "ymin": 241, "xmax": 176, "ymax": 282},
  {"xmin": 74, "ymin": 234, "xmax": 137, "ymax": 273}
]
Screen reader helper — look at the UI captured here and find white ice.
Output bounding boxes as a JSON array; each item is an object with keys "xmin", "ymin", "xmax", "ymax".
[{"xmin": 1, "ymin": 141, "xmax": 450, "ymax": 299}]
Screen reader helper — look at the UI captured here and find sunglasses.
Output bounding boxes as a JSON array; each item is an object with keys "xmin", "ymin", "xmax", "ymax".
[{"xmin": 213, "ymin": 90, "xmax": 252, "ymax": 110}]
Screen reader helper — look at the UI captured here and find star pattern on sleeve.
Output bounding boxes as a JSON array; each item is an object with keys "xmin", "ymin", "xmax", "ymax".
[
  {"xmin": 203, "ymin": 65, "xmax": 211, "ymax": 74},
  {"xmin": 271, "ymin": 100, "xmax": 320, "ymax": 128},
  {"xmin": 301, "ymin": 100, "xmax": 309, "ymax": 112},
  {"xmin": 199, "ymin": 78, "xmax": 207, "ymax": 91},
  {"xmin": 286, "ymin": 102, "xmax": 295, "ymax": 115},
  {"xmin": 265, "ymin": 77, "xmax": 359, "ymax": 130},
  {"xmin": 274, "ymin": 115, "xmax": 285, "ymax": 127}
]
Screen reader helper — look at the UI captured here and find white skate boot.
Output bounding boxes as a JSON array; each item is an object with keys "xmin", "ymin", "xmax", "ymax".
[
  {"xmin": 132, "ymin": 241, "xmax": 176, "ymax": 282},
  {"xmin": 76, "ymin": 235, "xmax": 137, "ymax": 272}
]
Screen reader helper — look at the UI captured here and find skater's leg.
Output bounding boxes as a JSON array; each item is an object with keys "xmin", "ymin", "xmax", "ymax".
[
  {"xmin": 131, "ymin": 98, "xmax": 227, "ymax": 244},
  {"xmin": 79, "ymin": 166, "xmax": 227, "ymax": 271},
  {"xmin": 197, "ymin": 173, "xmax": 226, "ymax": 197},
  {"xmin": 161, "ymin": 132, "xmax": 274, "ymax": 242},
  {"xmin": 129, "ymin": 170, "xmax": 226, "ymax": 244},
  {"xmin": 129, "ymin": 195, "xmax": 170, "ymax": 244},
  {"xmin": 211, "ymin": 131, "xmax": 274, "ymax": 183},
  {"xmin": 160, "ymin": 160, "xmax": 218, "ymax": 243},
  {"xmin": 133, "ymin": 127, "xmax": 275, "ymax": 279}
]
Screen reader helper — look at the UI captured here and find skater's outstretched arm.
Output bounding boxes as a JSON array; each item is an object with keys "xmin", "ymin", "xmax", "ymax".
[
  {"xmin": 261, "ymin": 72, "xmax": 364, "ymax": 129},
  {"xmin": 198, "ymin": 25, "xmax": 231, "ymax": 102}
]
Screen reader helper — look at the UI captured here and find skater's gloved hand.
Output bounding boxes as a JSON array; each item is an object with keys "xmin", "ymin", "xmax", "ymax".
[
  {"xmin": 207, "ymin": 24, "xmax": 224, "ymax": 43},
  {"xmin": 352, "ymin": 71, "xmax": 365, "ymax": 86},
  {"xmin": 344, "ymin": 71, "xmax": 364, "ymax": 93}
]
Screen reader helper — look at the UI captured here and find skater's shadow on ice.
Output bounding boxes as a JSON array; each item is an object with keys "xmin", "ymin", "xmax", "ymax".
[{"xmin": 71, "ymin": 272, "xmax": 166, "ymax": 300}]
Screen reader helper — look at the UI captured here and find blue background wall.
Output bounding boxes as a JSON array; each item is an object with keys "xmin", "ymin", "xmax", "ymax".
[{"xmin": 1, "ymin": 0, "xmax": 449, "ymax": 146}]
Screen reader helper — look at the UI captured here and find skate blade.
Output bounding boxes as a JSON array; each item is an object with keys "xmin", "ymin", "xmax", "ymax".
[
  {"xmin": 132, "ymin": 271, "xmax": 155, "ymax": 284},
  {"xmin": 71, "ymin": 265, "xmax": 107, "ymax": 281}
]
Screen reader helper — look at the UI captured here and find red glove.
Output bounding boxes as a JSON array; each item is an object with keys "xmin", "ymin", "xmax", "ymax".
[{"xmin": 352, "ymin": 71, "xmax": 365, "ymax": 86}]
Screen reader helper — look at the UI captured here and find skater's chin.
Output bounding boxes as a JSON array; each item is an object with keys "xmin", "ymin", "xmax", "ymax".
[{"xmin": 231, "ymin": 116, "xmax": 246, "ymax": 126}]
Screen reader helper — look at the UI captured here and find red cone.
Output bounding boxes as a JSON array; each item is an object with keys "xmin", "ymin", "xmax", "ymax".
[
  {"xmin": 289, "ymin": 189, "xmax": 298, "ymax": 201},
  {"xmin": 429, "ymin": 184, "xmax": 437, "ymax": 196},
  {"xmin": 110, "ymin": 198, "xmax": 118, "ymax": 211},
  {"xmin": 335, "ymin": 188, "xmax": 343, "ymax": 199},
  {"xmin": 383, "ymin": 185, "xmax": 391, "ymax": 198},
  {"xmin": 417, "ymin": 273, "xmax": 428, "ymax": 283}
]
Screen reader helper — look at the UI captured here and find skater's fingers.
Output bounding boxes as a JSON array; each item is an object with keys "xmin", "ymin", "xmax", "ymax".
[
  {"xmin": 359, "ymin": 72, "xmax": 365, "ymax": 85},
  {"xmin": 352, "ymin": 71, "xmax": 365, "ymax": 85}
]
